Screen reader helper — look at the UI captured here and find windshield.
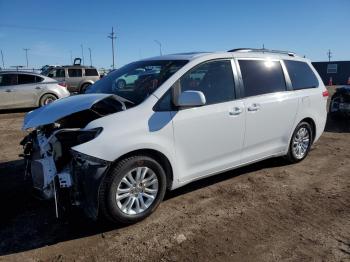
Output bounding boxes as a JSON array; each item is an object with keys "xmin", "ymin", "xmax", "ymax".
[{"xmin": 86, "ymin": 60, "xmax": 188, "ymax": 105}]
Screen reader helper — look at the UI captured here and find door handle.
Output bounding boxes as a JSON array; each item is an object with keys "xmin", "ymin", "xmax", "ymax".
[
  {"xmin": 35, "ymin": 86, "xmax": 42, "ymax": 90},
  {"xmin": 247, "ymin": 103, "xmax": 260, "ymax": 112},
  {"xmin": 229, "ymin": 107, "xmax": 242, "ymax": 116},
  {"xmin": 5, "ymin": 89, "xmax": 12, "ymax": 92}
]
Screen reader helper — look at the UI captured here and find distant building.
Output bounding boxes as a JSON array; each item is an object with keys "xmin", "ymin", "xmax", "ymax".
[{"xmin": 312, "ymin": 61, "xmax": 350, "ymax": 85}]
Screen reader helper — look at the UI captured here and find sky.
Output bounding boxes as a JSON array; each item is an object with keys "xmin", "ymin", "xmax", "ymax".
[{"xmin": 0, "ymin": 0, "xmax": 349, "ymax": 69}]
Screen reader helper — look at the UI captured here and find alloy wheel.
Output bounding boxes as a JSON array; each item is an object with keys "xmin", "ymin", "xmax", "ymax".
[
  {"xmin": 116, "ymin": 166, "xmax": 159, "ymax": 215},
  {"xmin": 292, "ymin": 127, "xmax": 310, "ymax": 159}
]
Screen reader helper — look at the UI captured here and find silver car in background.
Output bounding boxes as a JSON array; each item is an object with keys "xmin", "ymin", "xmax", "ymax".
[{"xmin": 0, "ymin": 71, "xmax": 70, "ymax": 109}]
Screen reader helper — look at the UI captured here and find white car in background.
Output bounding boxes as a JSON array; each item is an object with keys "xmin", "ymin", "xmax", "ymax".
[
  {"xmin": 0, "ymin": 71, "xmax": 70, "ymax": 109},
  {"xmin": 21, "ymin": 49, "xmax": 328, "ymax": 224}
]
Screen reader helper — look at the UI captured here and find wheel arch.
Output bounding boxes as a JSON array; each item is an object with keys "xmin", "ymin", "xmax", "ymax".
[{"xmin": 300, "ymin": 117, "xmax": 316, "ymax": 143}]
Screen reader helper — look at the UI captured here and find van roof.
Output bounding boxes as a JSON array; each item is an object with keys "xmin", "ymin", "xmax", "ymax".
[{"xmin": 143, "ymin": 49, "xmax": 305, "ymax": 62}]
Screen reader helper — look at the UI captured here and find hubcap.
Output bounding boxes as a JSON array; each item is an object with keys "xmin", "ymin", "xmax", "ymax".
[
  {"xmin": 44, "ymin": 96, "xmax": 55, "ymax": 105},
  {"xmin": 292, "ymin": 127, "xmax": 310, "ymax": 159},
  {"xmin": 116, "ymin": 166, "xmax": 158, "ymax": 215}
]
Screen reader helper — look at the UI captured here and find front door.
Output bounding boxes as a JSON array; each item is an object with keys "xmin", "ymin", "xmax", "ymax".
[
  {"xmin": 172, "ymin": 59, "xmax": 245, "ymax": 183},
  {"xmin": 0, "ymin": 73, "xmax": 18, "ymax": 109}
]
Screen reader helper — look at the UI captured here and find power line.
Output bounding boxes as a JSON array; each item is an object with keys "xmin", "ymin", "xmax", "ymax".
[
  {"xmin": 23, "ymin": 48, "xmax": 30, "ymax": 68},
  {"xmin": 0, "ymin": 23, "xmax": 104, "ymax": 34},
  {"xmin": 108, "ymin": 27, "xmax": 117, "ymax": 69}
]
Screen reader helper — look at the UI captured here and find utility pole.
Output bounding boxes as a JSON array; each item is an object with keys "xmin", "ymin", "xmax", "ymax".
[
  {"xmin": 88, "ymin": 48, "xmax": 92, "ymax": 66},
  {"xmin": 81, "ymin": 44, "xmax": 84, "ymax": 65},
  {"xmin": 23, "ymin": 48, "xmax": 30, "ymax": 68},
  {"xmin": 327, "ymin": 49, "xmax": 332, "ymax": 62},
  {"xmin": 108, "ymin": 27, "xmax": 117, "ymax": 69},
  {"xmin": 70, "ymin": 50, "xmax": 73, "ymax": 64},
  {"xmin": 154, "ymin": 40, "xmax": 162, "ymax": 56},
  {"xmin": 0, "ymin": 50, "xmax": 4, "ymax": 68}
]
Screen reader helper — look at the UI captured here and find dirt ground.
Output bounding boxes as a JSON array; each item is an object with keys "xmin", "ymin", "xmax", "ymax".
[{"xmin": 0, "ymin": 88, "xmax": 350, "ymax": 262}]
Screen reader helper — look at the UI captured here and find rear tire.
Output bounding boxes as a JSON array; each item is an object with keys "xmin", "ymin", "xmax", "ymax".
[
  {"xmin": 99, "ymin": 155, "xmax": 167, "ymax": 224},
  {"xmin": 80, "ymin": 83, "xmax": 92, "ymax": 93},
  {"xmin": 286, "ymin": 121, "xmax": 313, "ymax": 163},
  {"xmin": 39, "ymin": 93, "xmax": 58, "ymax": 106}
]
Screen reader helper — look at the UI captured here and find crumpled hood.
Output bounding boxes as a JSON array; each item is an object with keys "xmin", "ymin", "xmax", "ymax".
[{"xmin": 23, "ymin": 94, "xmax": 113, "ymax": 130}]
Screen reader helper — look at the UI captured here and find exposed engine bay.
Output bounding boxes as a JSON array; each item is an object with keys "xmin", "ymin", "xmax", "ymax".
[{"xmin": 20, "ymin": 94, "xmax": 129, "ymax": 218}]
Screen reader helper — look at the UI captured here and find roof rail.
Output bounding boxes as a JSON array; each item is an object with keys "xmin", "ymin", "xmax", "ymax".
[{"xmin": 228, "ymin": 48, "xmax": 296, "ymax": 57}]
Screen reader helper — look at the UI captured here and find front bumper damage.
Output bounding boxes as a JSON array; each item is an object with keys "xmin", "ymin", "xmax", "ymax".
[
  {"xmin": 71, "ymin": 151, "xmax": 110, "ymax": 219},
  {"xmin": 22, "ymin": 131, "xmax": 111, "ymax": 220},
  {"xmin": 20, "ymin": 94, "xmax": 128, "ymax": 220}
]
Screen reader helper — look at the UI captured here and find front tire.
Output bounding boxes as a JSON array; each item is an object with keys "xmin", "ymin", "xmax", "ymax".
[
  {"xmin": 286, "ymin": 121, "xmax": 313, "ymax": 163},
  {"xmin": 99, "ymin": 155, "xmax": 167, "ymax": 224}
]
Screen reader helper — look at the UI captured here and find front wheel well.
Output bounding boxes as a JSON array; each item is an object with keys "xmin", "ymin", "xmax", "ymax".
[
  {"xmin": 300, "ymin": 117, "xmax": 316, "ymax": 143},
  {"xmin": 112, "ymin": 149, "xmax": 173, "ymax": 190}
]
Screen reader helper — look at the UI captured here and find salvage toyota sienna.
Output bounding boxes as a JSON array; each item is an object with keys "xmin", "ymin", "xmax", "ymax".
[{"xmin": 21, "ymin": 48, "xmax": 328, "ymax": 224}]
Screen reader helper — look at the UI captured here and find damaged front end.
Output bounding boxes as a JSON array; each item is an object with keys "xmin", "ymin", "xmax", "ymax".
[
  {"xmin": 330, "ymin": 86, "xmax": 350, "ymax": 117},
  {"xmin": 20, "ymin": 94, "xmax": 127, "ymax": 219}
]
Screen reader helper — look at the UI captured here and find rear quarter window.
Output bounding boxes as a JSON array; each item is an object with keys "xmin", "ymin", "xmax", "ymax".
[
  {"xmin": 284, "ymin": 60, "xmax": 319, "ymax": 90},
  {"xmin": 35, "ymin": 76, "xmax": 44, "ymax": 83},
  {"xmin": 85, "ymin": 68, "xmax": 99, "ymax": 76}
]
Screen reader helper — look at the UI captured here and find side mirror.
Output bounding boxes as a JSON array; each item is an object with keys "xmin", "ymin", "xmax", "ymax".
[{"xmin": 176, "ymin": 90, "xmax": 206, "ymax": 107}]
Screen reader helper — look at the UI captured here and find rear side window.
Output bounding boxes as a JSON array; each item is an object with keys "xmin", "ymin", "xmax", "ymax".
[
  {"xmin": 239, "ymin": 60, "xmax": 286, "ymax": 97},
  {"xmin": 18, "ymin": 74, "xmax": 36, "ymax": 84},
  {"xmin": 284, "ymin": 60, "xmax": 319, "ymax": 90},
  {"xmin": 47, "ymin": 68, "xmax": 65, "ymax": 78},
  {"xmin": 0, "ymin": 74, "xmax": 18, "ymax": 86},
  {"xmin": 179, "ymin": 60, "xmax": 235, "ymax": 105},
  {"xmin": 85, "ymin": 68, "xmax": 98, "ymax": 76},
  {"xmin": 35, "ymin": 76, "xmax": 44, "ymax": 83},
  {"xmin": 68, "ymin": 69, "xmax": 82, "ymax": 77}
]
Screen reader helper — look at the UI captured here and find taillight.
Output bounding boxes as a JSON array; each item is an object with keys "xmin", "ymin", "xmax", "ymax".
[
  {"xmin": 58, "ymin": 81, "xmax": 67, "ymax": 88},
  {"xmin": 322, "ymin": 90, "xmax": 329, "ymax": 97}
]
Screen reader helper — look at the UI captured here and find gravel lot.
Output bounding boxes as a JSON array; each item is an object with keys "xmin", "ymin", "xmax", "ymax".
[{"xmin": 0, "ymin": 87, "xmax": 350, "ymax": 261}]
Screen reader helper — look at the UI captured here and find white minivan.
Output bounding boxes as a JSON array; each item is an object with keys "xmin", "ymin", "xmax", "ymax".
[{"xmin": 22, "ymin": 49, "xmax": 328, "ymax": 224}]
